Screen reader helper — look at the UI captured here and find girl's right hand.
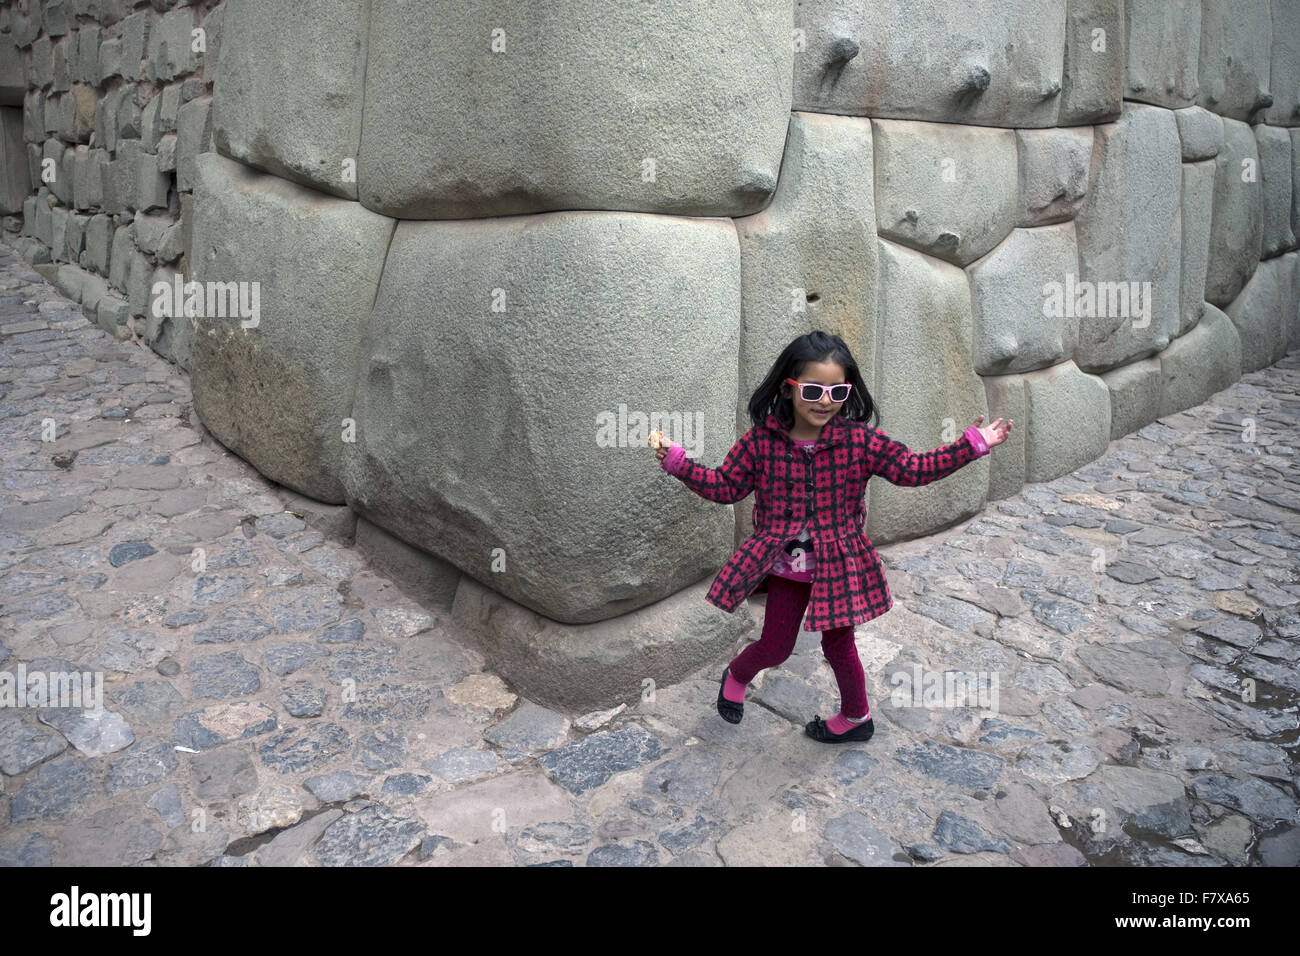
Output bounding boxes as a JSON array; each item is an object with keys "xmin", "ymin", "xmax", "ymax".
[{"xmin": 654, "ymin": 443, "xmax": 673, "ymax": 462}]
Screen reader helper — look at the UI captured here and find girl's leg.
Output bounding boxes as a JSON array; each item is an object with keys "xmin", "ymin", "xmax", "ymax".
[
  {"xmin": 820, "ymin": 624, "xmax": 870, "ymax": 720},
  {"xmin": 727, "ymin": 575, "xmax": 811, "ymax": 689}
]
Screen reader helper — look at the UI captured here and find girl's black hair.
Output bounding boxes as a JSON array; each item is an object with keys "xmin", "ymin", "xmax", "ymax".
[{"xmin": 747, "ymin": 330, "xmax": 879, "ymax": 430}]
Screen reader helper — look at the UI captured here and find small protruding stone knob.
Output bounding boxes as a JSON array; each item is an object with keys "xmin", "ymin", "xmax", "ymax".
[{"xmin": 828, "ymin": 37, "xmax": 860, "ymax": 63}]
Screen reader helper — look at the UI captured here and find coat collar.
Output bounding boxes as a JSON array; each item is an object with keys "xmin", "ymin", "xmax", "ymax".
[{"xmin": 762, "ymin": 411, "xmax": 851, "ymax": 448}]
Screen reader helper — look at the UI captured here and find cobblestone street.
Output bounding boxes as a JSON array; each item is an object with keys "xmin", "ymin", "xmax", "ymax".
[{"xmin": 1, "ymin": 237, "xmax": 1298, "ymax": 867}]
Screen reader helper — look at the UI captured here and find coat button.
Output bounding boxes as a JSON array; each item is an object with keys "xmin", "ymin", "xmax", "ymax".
[
  {"xmin": 785, "ymin": 453, "xmax": 792, "ymax": 461},
  {"xmin": 784, "ymin": 507, "xmax": 792, "ymax": 516}
]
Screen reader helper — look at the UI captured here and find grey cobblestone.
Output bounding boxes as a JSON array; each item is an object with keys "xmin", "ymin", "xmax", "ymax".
[{"xmin": 0, "ymin": 241, "xmax": 1296, "ymax": 866}]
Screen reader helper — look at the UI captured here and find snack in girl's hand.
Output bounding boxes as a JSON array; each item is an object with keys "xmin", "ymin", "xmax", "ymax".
[{"xmin": 652, "ymin": 429, "xmax": 686, "ymax": 474}]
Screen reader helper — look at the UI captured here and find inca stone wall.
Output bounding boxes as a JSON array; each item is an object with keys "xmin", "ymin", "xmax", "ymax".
[{"xmin": 2, "ymin": 1, "xmax": 1298, "ymax": 709}]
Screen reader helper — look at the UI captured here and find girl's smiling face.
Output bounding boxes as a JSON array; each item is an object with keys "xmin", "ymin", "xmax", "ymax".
[{"xmin": 783, "ymin": 359, "xmax": 849, "ymax": 435}]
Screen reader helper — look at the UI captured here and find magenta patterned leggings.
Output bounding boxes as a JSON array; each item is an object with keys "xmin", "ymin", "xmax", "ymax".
[{"xmin": 728, "ymin": 575, "xmax": 869, "ymax": 718}]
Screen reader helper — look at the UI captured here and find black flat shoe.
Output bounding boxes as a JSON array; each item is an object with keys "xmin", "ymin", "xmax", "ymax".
[
  {"xmin": 805, "ymin": 714, "xmax": 874, "ymax": 743},
  {"xmin": 717, "ymin": 668, "xmax": 743, "ymax": 724}
]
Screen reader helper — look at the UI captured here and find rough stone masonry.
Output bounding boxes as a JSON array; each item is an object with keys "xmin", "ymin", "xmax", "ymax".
[
  {"xmin": 3, "ymin": 3, "xmax": 1300, "ymax": 699},
  {"xmin": 0, "ymin": 244, "xmax": 1297, "ymax": 866},
  {"xmin": 0, "ymin": 0, "xmax": 1297, "ymax": 856}
]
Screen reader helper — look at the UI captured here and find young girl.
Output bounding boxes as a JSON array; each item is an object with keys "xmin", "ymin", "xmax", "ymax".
[{"xmin": 653, "ymin": 330, "xmax": 1011, "ymax": 743}]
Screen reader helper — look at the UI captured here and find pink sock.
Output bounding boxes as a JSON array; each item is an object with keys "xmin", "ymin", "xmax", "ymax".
[
  {"xmin": 826, "ymin": 709, "xmax": 870, "ymax": 735},
  {"xmin": 723, "ymin": 670, "xmax": 748, "ymax": 703}
]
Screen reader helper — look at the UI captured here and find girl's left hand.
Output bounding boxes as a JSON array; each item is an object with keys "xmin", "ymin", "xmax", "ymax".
[{"xmin": 971, "ymin": 415, "xmax": 1012, "ymax": 448}]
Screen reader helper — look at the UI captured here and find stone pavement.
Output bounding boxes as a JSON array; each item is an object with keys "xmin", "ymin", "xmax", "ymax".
[{"xmin": 1, "ymin": 236, "xmax": 1298, "ymax": 867}]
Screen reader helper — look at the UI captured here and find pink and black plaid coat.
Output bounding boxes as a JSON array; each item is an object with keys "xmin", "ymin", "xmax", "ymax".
[{"xmin": 663, "ymin": 412, "xmax": 987, "ymax": 631}]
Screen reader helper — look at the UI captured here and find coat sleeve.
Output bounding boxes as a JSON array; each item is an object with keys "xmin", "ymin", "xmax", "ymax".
[
  {"xmin": 864, "ymin": 424, "xmax": 985, "ymax": 487},
  {"xmin": 663, "ymin": 429, "xmax": 757, "ymax": 504}
]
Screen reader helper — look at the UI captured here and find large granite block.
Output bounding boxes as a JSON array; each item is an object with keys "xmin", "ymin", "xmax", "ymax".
[
  {"xmin": 357, "ymin": 0, "xmax": 792, "ymax": 218},
  {"xmin": 1059, "ymin": 0, "xmax": 1124, "ymax": 125},
  {"xmin": 969, "ymin": 222, "xmax": 1080, "ymax": 375},
  {"xmin": 1016, "ymin": 127, "xmax": 1092, "ymax": 226},
  {"xmin": 1100, "ymin": 356, "xmax": 1162, "ymax": 440},
  {"xmin": 1197, "ymin": 0, "xmax": 1272, "ymax": 122},
  {"xmin": 981, "ymin": 373, "xmax": 1027, "ymax": 501},
  {"xmin": 873, "ymin": 118, "xmax": 1019, "ymax": 267},
  {"xmin": 1123, "ymin": 0, "xmax": 1200, "ymax": 109},
  {"xmin": 212, "ymin": 0, "xmax": 363, "ymax": 200},
  {"xmin": 0, "ymin": 107, "xmax": 29, "ymax": 214},
  {"xmin": 1179, "ymin": 159, "xmax": 1215, "ymax": 334},
  {"xmin": 1205, "ymin": 119, "xmax": 1264, "ymax": 306},
  {"xmin": 1225, "ymin": 252, "xmax": 1297, "ymax": 372},
  {"xmin": 189, "ymin": 152, "xmax": 395, "ymax": 499},
  {"xmin": 1174, "ymin": 106, "xmax": 1223, "ymax": 161},
  {"xmin": 1158, "ymin": 304, "xmax": 1242, "ymax": 416},
  {"xmin": 793, "ymin": 0, "xmax": 1066, "ymax": 128},
  {"xmin": 1022, "ymin": 361, "xmax": 1110, "ymax": 483},
  {"xmin": 1073, "ymin": 103, "xmax": 1182, "ymax": 370},
  {"xmin": 868, "ymin": 238, "xmax": 988, "ymax": 543},
  {"xmin": 1256, "ymin": 126, "xmax": 1295, "ymax": 257},
  {"xmin": 340, "ymin": 210, "xmax": 742, "ymax": 624},
  {"xmin": 452, "ymin": 576, "xmax": 753, "ymax": 714},
  {"xmin": 1263, "ymin": 0, "xmax": 1300, "ymax": 127}
]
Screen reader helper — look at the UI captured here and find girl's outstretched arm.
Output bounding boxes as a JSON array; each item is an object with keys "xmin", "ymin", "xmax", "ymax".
[
  {"xmin": 866, "ymin": 422, "xmax": 991, "ymax": 487},
  {"xmin": 659, "ymin": 430, "xmax": 757, "ymax": 504}
]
